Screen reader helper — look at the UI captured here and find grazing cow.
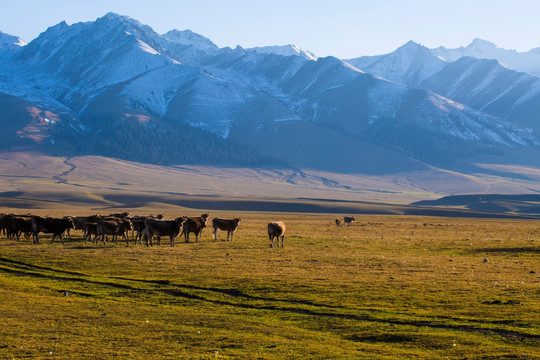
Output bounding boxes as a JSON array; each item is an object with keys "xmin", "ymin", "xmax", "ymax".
[
  {"xmin": 144, "ymin": 217, "xmax": 186, "ymax": 247},
  {"xmin": 181, "ymin": 214, "xmax": 210, "ymax": 243},
  {"xmin": 68, "ymin": 214, "xmax": 103, "ymax": 239},
  {"xmin": 343, "ymin": 216, "xmax": 355, "ymax": 227},
  {"xmin": 83, "ymin": 223, "xmax": 98, "ymax": 243},
  {"xmin": 335, "ymin": 219, "xmax": 341, "ymax": 226},
  {"xmin": 8, "ymin": 215, "xmax": 33, "ymax": 241},
  {"xmin": 31, "ymin": 216, "xmax": 75, "ymax": 244},
  {"xmin": 96, "ymin": 219, "xmax": 132, "ymax": 244},
  {"xmin": 212, "ymin": 218, "xmax": 241, "ymax": 241},
  {"xmin": 268, "ymin": 221, "xmax": 286, "ymax": 248}
]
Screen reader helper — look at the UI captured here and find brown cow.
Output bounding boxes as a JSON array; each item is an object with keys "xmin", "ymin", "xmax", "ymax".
[
  {"xmin": 181, "ymin": 214, "xmax": 210, "ymax": 243},
  {"xmin": 212, "ymin": 218, "xmax": 241, "ymax": 241},
  {"xmin": 31, "ymin": 216, "xmax": 75, "ymax": 244},
  {"xmin": 96, "ymin": 219, "xmax": 132, "ymax": 244},
  {"xmin": 268, "ymin": 221, "xmax": 286, "ymax": 248},
  {"xmin": 144, "ymin": 217, "xmax": 186, "ymax": 247}
]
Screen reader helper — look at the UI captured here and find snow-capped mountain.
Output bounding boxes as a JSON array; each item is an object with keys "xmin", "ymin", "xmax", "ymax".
[
  {"xmin": 247, "ymin": 44, "xmax": 317, "ymax": 61},
  {"xmin": 346, "ymin": 39, "xmax": 540, "ymax": 140},
  {"xmin": 0, "ymin": 31, "xmax": 26, "ymax": 56},
  {"xmin": 346, "ymin": 41, "xmax": 447, "ymax": 86},
  {"xmin": 432, "ymin": 38, "xmax": 540, "ymax": 77},
  {"xmin": 1, "ymin": 13, "xmax": 539, "ymax": 173}
]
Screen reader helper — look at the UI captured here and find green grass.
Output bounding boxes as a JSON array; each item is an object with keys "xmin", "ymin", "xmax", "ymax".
[{"xmin": 0, "ymin": 214, "xmax": 538, "ymax": 359}]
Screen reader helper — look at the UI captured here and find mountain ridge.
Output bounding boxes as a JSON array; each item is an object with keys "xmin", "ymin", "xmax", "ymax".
[{"xmin": 1, "ymin": 14, "xmax": 540, "ymax": 175}]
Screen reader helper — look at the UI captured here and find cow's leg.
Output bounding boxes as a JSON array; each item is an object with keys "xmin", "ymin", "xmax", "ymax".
[
  {"xmin": 281, "ymin": 235, "xmax": 284, "ymax": 247},
  {"xmin": 170, "ymin": 235, "xmax": 174, "ymax": 247},
  {"xmin": 66, "ymin": 229, "xmax": 72, "ymax": 240}
]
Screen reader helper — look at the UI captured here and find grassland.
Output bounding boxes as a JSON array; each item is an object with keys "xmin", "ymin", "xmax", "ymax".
[{"xmin": 0, "ymin": 211, "xmax": 538, "ymax": 359}]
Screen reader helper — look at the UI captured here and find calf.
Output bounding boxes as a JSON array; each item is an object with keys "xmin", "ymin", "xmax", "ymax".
[
  {"xmin": 144, "ymin": 217, "xmax": 186, "ymax": 247},
  {"xmin": 343, "ymin": 216, "xmax": 355, "ymax": 227},
  {"xmin": 212, "ymin": 218, "xmax": 241, "ymax": 241},
  {"xmin": 268, "ymin": 221, "xmax": 286, "ymax": 248},
  {"xmin": 96, "ymin": 219, "xmax": 132, "ymax": 244},
  {"xmin": 335, "ymin": 219, "xmax": 341, "ymax": 226},
  {"xmin": 181, "ymin": 214, "xmax": 210, "ymax": 243},
  {"xmin": 31, "ymin": 216, "xmax": 75, "ymax": 244}
]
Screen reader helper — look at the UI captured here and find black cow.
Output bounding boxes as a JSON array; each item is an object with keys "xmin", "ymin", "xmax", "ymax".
[
  {"xmin": 8, "ymin": 215, "xmax": 33, "ymax": 241},
  {"xmin": 144, "ymin": 217, "xmax": 186, "ymax": 247},
  {"xmin": 31, "ymin": 216, "xmax": 75, "ymax": 244}
]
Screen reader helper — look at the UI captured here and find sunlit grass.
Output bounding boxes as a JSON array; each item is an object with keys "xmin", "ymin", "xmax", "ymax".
[{"xmin": 0, "ymin": 213, "xmax": 538, "ymax": 359}]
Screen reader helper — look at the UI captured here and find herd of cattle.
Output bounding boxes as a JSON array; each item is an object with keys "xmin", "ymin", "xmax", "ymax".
[{"xmin": 0, "ymin": 212, "xmax": 355, "ymax": 248}]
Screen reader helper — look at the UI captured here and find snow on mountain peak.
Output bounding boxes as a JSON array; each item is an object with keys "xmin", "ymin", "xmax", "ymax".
[
  {"xmin": 432, "ymin": 39, "xmax": 540, "ymax": 77},
  {"xmin": 162, "ymin": 29, "xmax": 219, "ymax": 54},
  {"xmin": 0, "ymin": 31, "xmax": 26, "ymax": 53},
  {"xmin": 248, "ymin": 44, "xmax": 317, "ymax": 60}
]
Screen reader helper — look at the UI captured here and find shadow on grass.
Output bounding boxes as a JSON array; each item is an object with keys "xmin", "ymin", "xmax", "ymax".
[
  {"xmin": 468, "ymin": 247, "xmax": 540, "ymax": 254},
  {"xmin": 1, "ymin": 256, "xmax": 539, "ymax": 341}
]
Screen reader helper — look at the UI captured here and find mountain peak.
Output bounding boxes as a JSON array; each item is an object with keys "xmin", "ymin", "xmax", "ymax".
[
  {"xmin": 162, "ymin": 29, "xmax": 219, "ymax": 54},
  {"xmin": 247, "ymin": 44, "xmax": 317, "ymax": 60},
  {"xmin": 0, "ymin": 31, "xmax": 26, "ymax": 51},
  {"xmin": 468, "ymin": 38, "xmax": 498, "ymax": 50}
]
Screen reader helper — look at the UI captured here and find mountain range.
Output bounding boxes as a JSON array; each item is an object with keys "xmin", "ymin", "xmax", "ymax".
[{"xmin": 1, "ymin": 13, "xmax": 540, "ymax": 175}]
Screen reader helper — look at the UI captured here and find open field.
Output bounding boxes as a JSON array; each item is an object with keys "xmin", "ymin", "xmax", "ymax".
[
  {"xmin": 4, "ymin": 151, "xmax": 540, "ymax": 208},
  {"xmin": 0, "ymin": 210, "xmax": 538, "ymax": 359}
]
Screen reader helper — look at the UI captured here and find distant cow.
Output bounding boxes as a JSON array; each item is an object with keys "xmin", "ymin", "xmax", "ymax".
[
  {"xmin": 96, "ymin": 219, "xmax": 132, "ymax": 244},
  {"xmin": 212, "ymin": 218, "xmax": 241, "ymax": 241},
  {"xmin": 144, "ymin": 217, "xmax": 186, "ymax": 247},
  {"xmin": 182, "ymin": 214, "xmax": 210, "ymax": 243},
  {"xmin": 343, "ymin": 216, "xmax": 355, "ymax": 227},
  {"xmin": 31, "ymin": 216, "xmax": 75, "ymax": 244},
  {"xmin": 335, "ymin": 219, "xmax": 341, "ymax": 226},
  {"xmin": 268, "ymin": 221, "xmax": 286, "ymax": 248}
]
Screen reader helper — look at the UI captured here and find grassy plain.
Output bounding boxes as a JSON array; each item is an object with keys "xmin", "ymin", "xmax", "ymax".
[{"xmin": 0, "ymin": 211, "xmax": 538, "ymax": 359}]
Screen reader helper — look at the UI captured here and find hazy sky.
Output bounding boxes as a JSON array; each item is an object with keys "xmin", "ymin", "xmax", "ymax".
[{"xmin": 2, "ymin": 0, "xmax": 539, "ymax": 58}]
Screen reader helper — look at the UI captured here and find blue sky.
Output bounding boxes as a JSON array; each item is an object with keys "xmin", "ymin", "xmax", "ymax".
[{"xmin": 1, "ymin": 0, "xmax": 539, "ymax": 58}]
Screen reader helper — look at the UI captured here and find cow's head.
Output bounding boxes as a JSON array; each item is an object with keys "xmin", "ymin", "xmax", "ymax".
[{"xmin": 64, "ymin": 216, "xmax": 75, "ymax": 229}]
